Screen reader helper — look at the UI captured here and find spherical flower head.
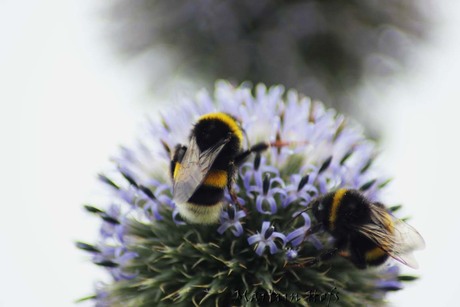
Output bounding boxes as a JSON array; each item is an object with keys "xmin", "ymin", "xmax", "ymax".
[{"xmin": 78, "ymin": 81, "xmax": 419, "ymax": 306}]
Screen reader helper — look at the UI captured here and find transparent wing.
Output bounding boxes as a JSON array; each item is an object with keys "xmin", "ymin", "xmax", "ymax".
[
  {"xmin": 172, "ymin": 136, "xmax": 229, "ymax": 203},
  {"xmin": 358, "ymin": 204, "xmax": 425, "ymax": 269}
]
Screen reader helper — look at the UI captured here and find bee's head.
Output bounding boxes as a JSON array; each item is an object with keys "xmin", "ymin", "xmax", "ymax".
[
  {"xmin": 194, "ymin": 113, "xmax": 242, "ymax": 151},
  {"xmin": 194, "ymin": 121, "xmax": 229, "ymax": 148}
]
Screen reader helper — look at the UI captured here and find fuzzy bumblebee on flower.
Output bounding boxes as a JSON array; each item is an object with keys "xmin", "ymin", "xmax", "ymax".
[{"xmin": 77, "ymin": 81, "xmax": 424, "ymax": 306}]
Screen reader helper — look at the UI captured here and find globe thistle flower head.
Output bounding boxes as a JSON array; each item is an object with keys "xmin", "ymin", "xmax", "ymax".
[{"xmin": 78, "ymin": 81, "xmax": 420, "ymax": 306}]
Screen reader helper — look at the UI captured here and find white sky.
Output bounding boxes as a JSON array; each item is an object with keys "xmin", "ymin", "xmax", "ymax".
[{"xmin": 1, "ymin": 1, "xmax": 459, "ymax": 306}]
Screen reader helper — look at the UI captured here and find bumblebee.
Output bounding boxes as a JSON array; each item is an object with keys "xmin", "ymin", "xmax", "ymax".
[
  {"xmin": 299, "ymin": 189, "xmax": 425, "ymax": 269},
  {"xmin": 171, "ymin": 112, "xmax": 274, "ymax": 224}
]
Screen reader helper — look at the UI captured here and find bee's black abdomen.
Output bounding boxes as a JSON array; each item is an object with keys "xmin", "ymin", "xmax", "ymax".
[
  {"xmin": 366, "ymin": 253, "xmax": 389, "ymax": 267},
  {"xmin": 188, "ymin": 185, "xmax": 225, "ymax": 206},
  {"xmin": 348, "ymin": 232, "xmax": 389, "ymax": 268},
  {"xmin": 350, "ymin": 248, "xmax": 389, "ymax": 268}
]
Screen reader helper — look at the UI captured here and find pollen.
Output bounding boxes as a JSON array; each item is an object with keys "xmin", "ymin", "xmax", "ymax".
[{"xmin": 173, "ymin": 162, "xmax": 181, "ymax": 179}]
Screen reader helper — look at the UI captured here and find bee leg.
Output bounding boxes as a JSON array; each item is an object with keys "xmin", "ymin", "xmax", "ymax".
[
  {"xmin": 170, "ymin": 144, "xmax": 187, "ymax": 179},
  {"xmin": 296, "ymin": 223, "xmax": 323, "ymax": 244},
  {"xmin": 288, "ymin": 236, "xmax": 349, "ymax": 268},
  {"xmin": 287, "ymin": 248, "xmax": 339, "ymax": 269},
  {"xmin": 304, "ymin": 223, "xmax": 323, "ymax": 236},
  {"xmin": 234, "ymin": 142, "xmax": 270, "ymax": 166},
  {"xmin": 234, "ymin": 139, "xmax": 300, "ymax": 166},
  {"xmin": 300, "ymin": 236, "xmax": 348, "ymax": 267},
  {"xmin": 227, "ymin": 162, "xmax": 248, "ymax": 215},
  {"xmin": 228, "ymin": 185, "xmax": 249, "ymax": 217},
  {"xmin": 228, "ymin": 184, "xmax": 240, "ymax": 207},
  {"xmin": 302, "ymin": 248, "xmax": 339, "ymax": 267},
  {"xmin": 229, "ymin": 188, "xmax": 239, "ymax": 205}
]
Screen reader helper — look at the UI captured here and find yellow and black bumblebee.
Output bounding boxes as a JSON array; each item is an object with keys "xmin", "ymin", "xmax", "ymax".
[
  {"xmin": 300, "ymin": 189, "xmax": 425, "ymax": 269},
  {"xmin": 171, "ymin": 112, "xmax": 274, "ymax": 224}
]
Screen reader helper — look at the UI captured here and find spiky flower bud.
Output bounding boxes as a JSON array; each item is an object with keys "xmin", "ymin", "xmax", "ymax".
[{"xmin": 78, "ymin": 81, "xmax": 419, "ymax": 306}]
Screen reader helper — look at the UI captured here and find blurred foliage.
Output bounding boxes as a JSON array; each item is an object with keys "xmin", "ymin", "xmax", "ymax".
[{"xmin": 106, "ymin": 0, "xmax": 430, "ymax": 115}]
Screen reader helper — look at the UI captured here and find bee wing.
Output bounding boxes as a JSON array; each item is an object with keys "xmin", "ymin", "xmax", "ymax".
[
  {"xmin": 172, "ymin": 136, "xmax": 229, "ymax": 203},
  {"xmin": 358, "ymin": 205, "xmax": 425, "ymax": 269},
  {"xmin": 388, "ymin": 218, "xmax": 425, "ymax": 268}
]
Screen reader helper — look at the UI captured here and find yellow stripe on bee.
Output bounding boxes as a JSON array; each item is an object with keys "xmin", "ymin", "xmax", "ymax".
[
  {"xmin": 329, "ymin": 188, "xmax": 347, "ymax": 230},
  {"xmin": 203, "ymin": 170, "xmax": 228, "ymax": 188},
  {"xmin": 365, "ymin": 247, "xmax": 386, "ymax": 261},
  {"xmin": 173, "ymin": 162, "xmax": 181, "ymax": 179},
  {"xmin": 198, "ymin": 112, "xmax": 243, "ymax": 143}
]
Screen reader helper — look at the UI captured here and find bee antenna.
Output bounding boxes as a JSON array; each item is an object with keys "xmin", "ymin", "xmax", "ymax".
[
  {"xmin": 287, "ymin": 207, "xmax": 312, "ymax": 225},
  {"xmin": 242, "ymin": 127, "xmax": 250, "ymax": 149},
  {"xmin": 269, "ymin": 140, "xmax": 309, "ymax": 148}
]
